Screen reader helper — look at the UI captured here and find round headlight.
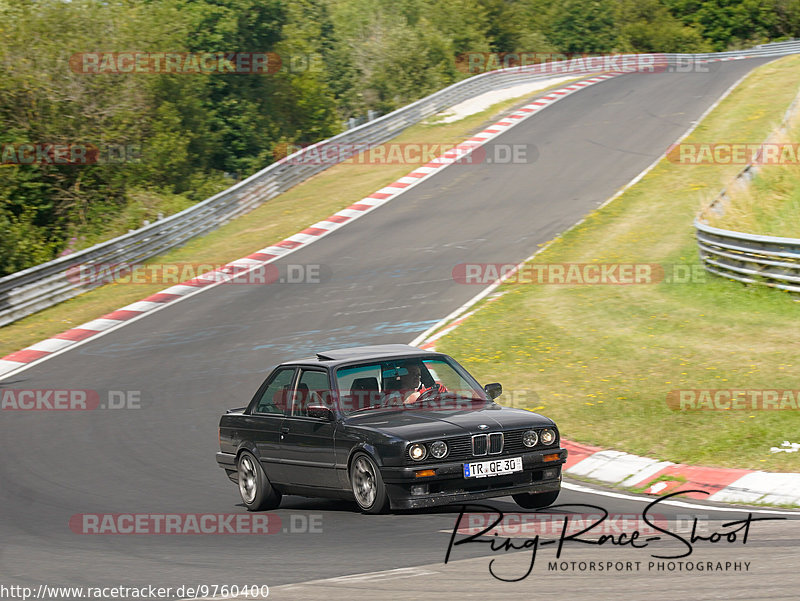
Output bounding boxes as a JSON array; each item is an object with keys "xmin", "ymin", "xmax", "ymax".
[
  {"xmin": 408, "ymin": 443, "xmax": 427, "ymax": 461},
  {"xmin": 430, "ymin": 440, "xmax": 448, "ymax": 459},
  {"xmin": 540, "ymin": 428, "xmax": 556, "ymax": 446},
  {"xmin": 522, "ymin": 429, "xmax": 538, "ymax": 447}
]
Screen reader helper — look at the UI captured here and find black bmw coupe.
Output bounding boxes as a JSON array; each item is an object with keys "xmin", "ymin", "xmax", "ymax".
[{"xmin": 216, "ymin": 344, "xmax": 566, "ymax": 513}]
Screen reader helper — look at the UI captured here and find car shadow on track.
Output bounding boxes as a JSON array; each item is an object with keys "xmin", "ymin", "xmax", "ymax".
[{"xmin": 269, "ymin": 495, "xmax": 576, "ymax": 516}]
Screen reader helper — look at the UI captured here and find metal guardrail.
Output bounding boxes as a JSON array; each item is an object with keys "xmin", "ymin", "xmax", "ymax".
[
  {"xmin": 3, "ymin": 42, "xmax": 800, "ymax": 327},
  {"xmin": 695, "ymin": 224, "xmax": 800, "ymax": 292},
  {"xmin": 695, "ymin": 68, "xmax": 800, "ymax": 293}
]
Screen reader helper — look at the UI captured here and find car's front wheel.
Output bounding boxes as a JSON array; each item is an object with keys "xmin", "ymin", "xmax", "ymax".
[
  {"xmin": 349, "ymin": 452, "xmax": 389, "ymax": 514},
  {"xmin": 237, "ymin": 451, "xmax": 281, "ymax": 511},
  {"xmin": 513, "ymin": 490, "xmax": 559, "ymax": 509}
]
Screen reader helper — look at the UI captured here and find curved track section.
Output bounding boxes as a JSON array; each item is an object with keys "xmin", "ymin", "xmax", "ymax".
[{"xmin": 2, "ymin": 58, "xmax": 797, "ymax": 598}]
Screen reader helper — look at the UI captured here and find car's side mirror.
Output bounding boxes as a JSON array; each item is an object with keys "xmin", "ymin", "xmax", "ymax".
[
  {"xmin": 484, "ymin": 383, "xmax": 502, "ymax": 400},
  {"xmin": 307, "ymin": 405, "xmax": 335, "ymax": 420}
]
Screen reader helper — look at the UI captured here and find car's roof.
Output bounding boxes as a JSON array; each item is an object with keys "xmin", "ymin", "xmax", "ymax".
[{"xmin": 282, "ymin": 344, "xmax": 440, "ymax": 368}]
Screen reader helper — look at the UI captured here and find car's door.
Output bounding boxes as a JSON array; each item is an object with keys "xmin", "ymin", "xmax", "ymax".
[
  {"xmin": 279, "ymin": 368, "xmax": 340, "ymax": 488},
  {"xmin": 244, "ymin": 366, "xmax": 296, "ymax": 485}
]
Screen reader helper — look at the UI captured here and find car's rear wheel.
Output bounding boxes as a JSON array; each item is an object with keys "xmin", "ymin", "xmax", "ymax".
[
  {"xmin": 350, "ymin": 452, "xmax": 389, "ymax": 514},
  {"xmin": 238, "ymin": 451, "xmax": 281, "ymax": 511},
  {"xmin": 513, "ymin": 490, "xmax": 560, "ymax": 509}
]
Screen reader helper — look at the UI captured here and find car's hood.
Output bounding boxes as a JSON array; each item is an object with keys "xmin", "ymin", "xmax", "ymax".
[{"xmin": 344, "ymin": 403, "xmax": 555, "ymax": 440}]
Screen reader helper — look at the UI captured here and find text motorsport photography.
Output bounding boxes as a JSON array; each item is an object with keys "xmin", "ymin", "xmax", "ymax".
[{"xmin": 445, "ymin": 492, "xmax": 784, "ymax": 582}]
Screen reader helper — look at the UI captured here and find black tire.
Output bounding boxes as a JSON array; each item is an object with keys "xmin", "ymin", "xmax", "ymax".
[
  {"xmin": 349, "ymin": 452, "xmax": 389, "ymax": 514},
  {"xmin": 513, "ymin": 490, "xmax": 560, "ymax": 509},
  {"xmin": 237, "ymin": 451, "xmax": 281, "ymax": 511}
]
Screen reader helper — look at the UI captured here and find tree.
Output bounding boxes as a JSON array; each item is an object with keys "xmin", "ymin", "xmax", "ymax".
[
  {"xmin": 615, "ymin": 0, "xmax": 710, "ymax": 52},
  {"xmin": 549, "ymin": 0, "xmax": 618, "ymax": 53}
]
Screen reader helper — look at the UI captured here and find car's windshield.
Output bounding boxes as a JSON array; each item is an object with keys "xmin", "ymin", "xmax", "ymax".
[{"xmin": 336, "ymin": 356, "xmax": 489, "ymax": 414}]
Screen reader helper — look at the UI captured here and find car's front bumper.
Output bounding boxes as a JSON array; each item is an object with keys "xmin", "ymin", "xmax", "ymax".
[{"xmin": 380, "ymin": 447, "xmax": 567, "ymax": 510}]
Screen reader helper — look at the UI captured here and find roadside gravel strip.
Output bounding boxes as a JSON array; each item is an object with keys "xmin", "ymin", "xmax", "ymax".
[
  {"xmin": 431, "ymin": 76, "xmax": 578, "ymax": 123},
  {"xmin": 0, "ymin": 71, "xmax": 625, "ymax": 380}
]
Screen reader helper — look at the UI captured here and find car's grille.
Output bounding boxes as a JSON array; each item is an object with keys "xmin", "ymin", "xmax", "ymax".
[
  {"xmin": 408, "ymin": 428, "xmax": 557, "ymax": 462},
  {"xmin": 472, "ymin": 434, "xmax": 487, "ymax": 456},
  {"xmin": 503, "ymin": 429, "xmax": 525, "ymax": 451},
  {"xmin": 472, "ymin": 432, "xmax": 503, "ymax": 455},
  {"xmin": 446, "ymin": 437, "xmax": 472, "ymax": 458}
]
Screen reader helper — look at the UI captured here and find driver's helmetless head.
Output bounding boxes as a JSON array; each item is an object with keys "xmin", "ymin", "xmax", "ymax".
[{"xmin": 399, "ymin": 364, "xmax": 421, "ymax": 388}]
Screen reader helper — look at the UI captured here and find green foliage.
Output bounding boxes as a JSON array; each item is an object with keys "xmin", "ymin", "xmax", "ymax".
[
  {"xmin": 665, "ymin": 0, "xmax": 800, "ymax": 50},
  {"xmin": 549, "ymin": 0, "xmax": 618, "ymax": 53},
  {"xmin": 0, "ymin": 205, "xmax": 60, "ymax": 274},
  {"xmin": 616, "ymin": 0, "xmax": 711, "ymax": 52}
]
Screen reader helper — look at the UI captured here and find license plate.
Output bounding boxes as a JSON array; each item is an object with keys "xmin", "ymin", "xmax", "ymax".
[{"xmin": 463, "ymin": 456, "xmax": 523, "ymax": 478}]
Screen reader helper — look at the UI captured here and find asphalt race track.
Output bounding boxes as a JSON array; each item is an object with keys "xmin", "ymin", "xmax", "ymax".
[{"xmin": 2, "ymin": 57, "xmax": 798, "ymax": 600}]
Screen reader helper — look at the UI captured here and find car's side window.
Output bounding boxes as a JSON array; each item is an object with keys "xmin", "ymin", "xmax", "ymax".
[
  {"xmin": 291, "ymin": 369, "xmax": 331, "ymax": 417},
  {"xmin": 254, "ymin": 368, "xmax": 296, "ymax": 414}
]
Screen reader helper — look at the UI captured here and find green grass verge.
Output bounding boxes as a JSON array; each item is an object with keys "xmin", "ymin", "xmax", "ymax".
[
  {"xmin": 0, "ymin": 78, "xmax": 580, "ymax": 357},
  {"xmin": 435, "ymin": 55, "xmax": 800, "ymax": 473},
  {"xmin": 706, "ymin": 104, "xmax": 800, "ymax": 237}
]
